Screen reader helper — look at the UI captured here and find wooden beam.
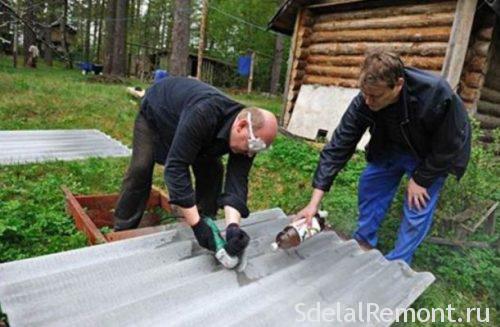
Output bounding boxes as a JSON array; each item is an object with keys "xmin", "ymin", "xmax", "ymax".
[
  {"xmin": 441, "ymin": 0, "xmax": 478, "ymax": 90},
  {"xmin": 307, "ymin": 0, "xmax": 364, "ymax": 9},
  {"xmin": 106, "ymin": 226, "xmax": 168, "ymax": 242},
  {"xmin": 247, "ymin": 51, "xmax": 255, "ymax": 94},
  {"xmin": 315, "ymin": 1, "xmax": 457, "ymax": 23},
  {"xmin": 61, "ymin": 186, "xmax": 107, "ymax": 245},
  {"xmin": 485, "ymin": 203, "xmax": 497, "ymax": 236},
  {"xmin": 480, "ymin": 87, "xmax": 500, "ymax": 103},
  {"xmin": 310, "ymin": 27, "xmax": 452, "ymax": 43},
  {"xmin": 309, "ymin": 42, "xmax": 448, "ymax": 56},
  {"xmin": 313, "ymin": 13, "xmax": 454, "ymax": 31},
  {"xmin": 281, "ymin": 9, "xmax": 303, "ymax": 127},
  {"xmin": 152, "ymin": 185, "xmax": 172, "ymax": 212},
  {"xmin": 196, "ymin": 0, "xmax": 208, "ymax": 80},
  {"xmin": 303, "ymin": 75, "xmax": 358, "ymax": 88},
  {"xmin": 470, "ymin": 202, "xmax": 498, "ymax": 233}
]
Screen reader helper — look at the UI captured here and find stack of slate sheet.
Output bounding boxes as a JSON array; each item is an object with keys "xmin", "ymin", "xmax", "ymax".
[
  {"xmin": 0, "ymin": 208, "xmax": 435, "ymax": 326},
  {"xmin": 0, "ymin": 129, "xmax": 131, "ymax": 165}
]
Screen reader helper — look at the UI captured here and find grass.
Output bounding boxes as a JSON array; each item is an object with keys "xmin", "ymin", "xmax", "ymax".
[{"xmin": 0, "ymin": 57, "xmax": 499, "ymax": 326}]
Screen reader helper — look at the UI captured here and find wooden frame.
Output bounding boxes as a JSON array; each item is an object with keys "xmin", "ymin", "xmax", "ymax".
[
  {"xmin": 441, "ymin": 0, "xmax": 479, "ymax": 90},
  {"xmin": 62, "ymin": 185, "xmax": 173, "ymax": 245},
  {"xmin": 308, "ymin": 0, "xmax": 365, "ymax": 9},
  {"xmin": 281, "ymin": 8, "xmax": 304, "ymax": 127}
]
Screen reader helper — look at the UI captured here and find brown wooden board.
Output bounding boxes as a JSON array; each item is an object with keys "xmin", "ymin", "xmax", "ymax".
[
  {"xmin": 106, "ymin": 226, "xmax": 170, "ymax": 242},
  {"xmin": 62, "ymin": 186, "xmax": 172, "ymax": 245}
]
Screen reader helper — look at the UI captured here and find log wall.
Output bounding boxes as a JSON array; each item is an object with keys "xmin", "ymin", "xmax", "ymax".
[
  {"xmin": 283, "ymin": 9, "xmax": 315, "ymax": 126},
  {"xmin": 283, "ymin": 0, "xmax": 458, "ymax": 126},
  {"xmin": 472, "ymin": 15, "xmax": 500, "ymax": 137},
  {"xmin": 459, "ymin": 7, "xmax": 497, "ymax": 114},
  {"xmin": 305, "ymin": 1, "xmax": 457, "ymax": 87}
]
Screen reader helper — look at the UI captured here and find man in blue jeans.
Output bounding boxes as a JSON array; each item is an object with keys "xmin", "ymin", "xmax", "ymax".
[{"xmin": 296, "ymin": 50, "xmax": 471, "ymax": 264}]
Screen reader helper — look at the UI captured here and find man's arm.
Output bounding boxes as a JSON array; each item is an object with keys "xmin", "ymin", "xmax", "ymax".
[
  {"xmin": 412, "ymin": 92, "xmax": 470, "ymax": 188},
  {"xmin": 218, "ymin": 152, "xmax": 254, "ymax": 224},
  {"xmin": 218, "ymin": 153, "xmax": 253, "ymax": 257},
  {"xmin": 297, "ymin": 95, "xmax": 369, "ymax": 223},
  {"xmin": 164, "ymin": 106, "xmax": 216, "ymax": 226},
  {"xmin": 224, "ymin": 205, "xmax": 242, "ymax": 226},
  {"xmin": 408, "ymin": 92, "xmax": 470, "ymax": 210}
]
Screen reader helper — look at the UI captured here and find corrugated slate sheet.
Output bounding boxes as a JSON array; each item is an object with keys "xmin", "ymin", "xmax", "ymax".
[
  {"xmin": 0, "ymin": 130, "xmax": 131, "ymax": 165},
  {"xmin": 0, "ymin": 208, "xmax": 435, "ymax": 326}
]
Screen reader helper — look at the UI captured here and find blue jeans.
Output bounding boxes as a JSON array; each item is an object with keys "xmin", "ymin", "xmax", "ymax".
[{"xmin": 353, "ymin": 152, "xmax": 446, "ymax": 264}]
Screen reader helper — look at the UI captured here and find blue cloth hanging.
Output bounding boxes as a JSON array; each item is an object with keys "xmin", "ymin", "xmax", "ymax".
[
  {"xmin": 154, "ymin": 70, "xmax": 169, "ymax": 83},
  {"xmin": 237, "ymin": 55, "xmax": 252, "ymax": 76}
]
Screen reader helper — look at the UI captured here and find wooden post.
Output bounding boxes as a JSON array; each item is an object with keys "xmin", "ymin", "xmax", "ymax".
[
  {"xmin": 12, "ymin": 12, "xmax": 17, "ymax": 68},
  {"xmin": 441, "ymin": 0, "xmax": 478, "ymax": 90},
  {"xmin": 484, "ymin": 202, "xmax": 498, "ymax": 236},
  {"xmin": 196, "ymin": 0, "xmax": 208, "ymax": 80},
  {"xmin": 247, "ymin": 51, "xmax": 255, "ymax": 94},
  {"xmin": 281, "ymin": 9, "xmax": 304, "ymax": 127}
]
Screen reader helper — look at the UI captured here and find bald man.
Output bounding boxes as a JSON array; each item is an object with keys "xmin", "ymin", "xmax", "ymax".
[{"xmin": 114, "ymin": 76, "xmax": 278, "ymax": 265}]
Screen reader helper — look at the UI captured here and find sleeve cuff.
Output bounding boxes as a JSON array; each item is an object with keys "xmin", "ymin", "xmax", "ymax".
[
  {"xmin": 312, "ymin": 180, "xmax": 332, "ymax": 192},
  {"xmin": 411, "ymin": 172, "xmax": 434, "ymax": 188},
  {"xmin": 218, "ymin": 193, "xmax": 250, "ymax": 218},
  {"xmin": 168, "ymin": 192, "xmax": 196, "ymax": 208}
]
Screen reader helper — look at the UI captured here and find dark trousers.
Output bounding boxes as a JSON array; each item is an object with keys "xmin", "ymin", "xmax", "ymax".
[{"xmin": 113, "ymin": 113, "xmax": 223, "ymax": 231}]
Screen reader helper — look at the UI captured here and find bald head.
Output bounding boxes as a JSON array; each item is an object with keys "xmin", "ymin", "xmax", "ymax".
[
  {"xmin": 230, "ymin": 107, "xmax": 278, "ymax": 156},
  {"xmin": 240, "ymin": 107, "xmax": 278, "ymax": 145}
]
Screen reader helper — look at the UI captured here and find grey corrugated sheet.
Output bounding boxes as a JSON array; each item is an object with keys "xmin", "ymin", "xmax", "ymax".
[
  {"xmin": 0, "ymin": 129, "xmax": 131, "ymax": 165},
  {"xmin": 0, "ymin": 208, "xmax": 435, "ymax": 326}
]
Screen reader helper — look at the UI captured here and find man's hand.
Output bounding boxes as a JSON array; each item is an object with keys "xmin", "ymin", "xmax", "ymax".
[
  {"xmin": 191, "ymin": 218, "xmax": 217, "ymax": 252},
  {"xmin": 407, "ymin": 178, "xmax": 430, "ymax": 211},
  {"xmin": 224, "ymin": 223, "xmax": 250, "ymax": 256},
  {"xmin": 295, "ymin": 203, "xmax": 319, "ymax": 227},
  {"xmin": 295, "ymin": 188, "xmax": 325, "ymax": 226}
]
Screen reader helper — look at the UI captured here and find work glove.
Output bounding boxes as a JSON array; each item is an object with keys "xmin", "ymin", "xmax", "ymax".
[
  {"xmin": 224, "ymin": 223, "xmax": 250, "ymax": 257},
  {"xmin": 191, "ymin": 218, "xmax": 217, "ymax": 252}
]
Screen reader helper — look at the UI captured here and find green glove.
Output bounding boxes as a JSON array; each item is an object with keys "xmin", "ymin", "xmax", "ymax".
[{"xmin": 203, "ymin": 217, "xmax": 239, "ymax": 269}]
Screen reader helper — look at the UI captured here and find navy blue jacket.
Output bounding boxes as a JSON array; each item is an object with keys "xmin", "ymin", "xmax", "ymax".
[
  {"xmin": 140, "ymin": 77, "xmax": 252, "ymax": 217},
  {"xmin": 313, "ymin": 67, "xmax": 471, "ymax": 190}
]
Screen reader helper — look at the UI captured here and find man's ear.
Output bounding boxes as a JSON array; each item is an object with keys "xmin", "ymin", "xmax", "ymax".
[
  {"xmin": 235, "ymin": 118, "xmax": 248, "ymax": 133},
  {"xmin": 394, "ymin": 77, "xmax": 404, "ymax": 93}
]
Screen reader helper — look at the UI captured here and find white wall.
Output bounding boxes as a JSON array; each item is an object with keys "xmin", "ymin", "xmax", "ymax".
[{"xmin": 287, "ymin": 84, "xmax": 370, "ymax": 150}]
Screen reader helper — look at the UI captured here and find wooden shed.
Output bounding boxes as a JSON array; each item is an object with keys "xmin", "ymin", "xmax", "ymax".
[
  {"xmin": 269, "ymin": 0, "xmax": 499, "ymax": 142},
  {"xmin": 49, "ymin": 22, "xmax": 77, "ymax": 50},
  {"xmin": 150, "ymin": 50, "xmax": 235, "ymax": 87}
]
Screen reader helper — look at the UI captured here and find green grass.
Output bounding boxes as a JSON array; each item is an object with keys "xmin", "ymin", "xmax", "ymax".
[
  {"xmin": 229, "ymin": 90, "xmax": 283, "ymax": 117},
  {"xmin": 0, "ymin": 57, "xmax": 498, "ymax": 326}
]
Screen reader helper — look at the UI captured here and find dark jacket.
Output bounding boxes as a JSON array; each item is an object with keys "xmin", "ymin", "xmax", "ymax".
[
  {"xmin": 313, "ymin": 67, "xmax": 471, "ymax": 191},
  {"xmin": 140, "ymin": 77, "xmax": 252, "ymax": 217}
]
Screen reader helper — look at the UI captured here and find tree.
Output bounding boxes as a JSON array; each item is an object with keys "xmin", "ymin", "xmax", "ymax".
[
  {"xmin": 43, "ymin": 0, "xmax": 60, "ymax": 66},
  {"xmin": 84, "ymin": 0, "xmax": 91, "ymax": 61},
  {"xmin": 205, "ymin": 0, "xmax": 288, "ymax": 91},
  {"xmin": 0, "ymin": 2, "xmax": 11, "ymax": 54},
  {"xmin": 104, "ymin": 0, "xmax": 116, "ymax": 74},
  {"xmin": 94, "ymin": 0, "xmax": 105, "ymax": 62},
  {"xmin": 270, "ymin": 33, "xmax": 284, "ymax": 94},
  {"xmin": 111, "ymin": 0, "xmax": 127, "ymax": 76},
  {"xmin": 60, "ymin": 0, "xmax": 72, "ymax": 69},
  {"xmin": 169, "ymin": 0, "xmax": 191, "ymax": 76},
  {"xmin": 196, "ymin": 0, "xmax": 208, "ymax": 79},
  {"xmin": 23, "ymin": 0, "xmax": 36, "ymax": 66},
  {"xmin": 103, "ymin": 0, "xmax": 128, "ymax": 76}
]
